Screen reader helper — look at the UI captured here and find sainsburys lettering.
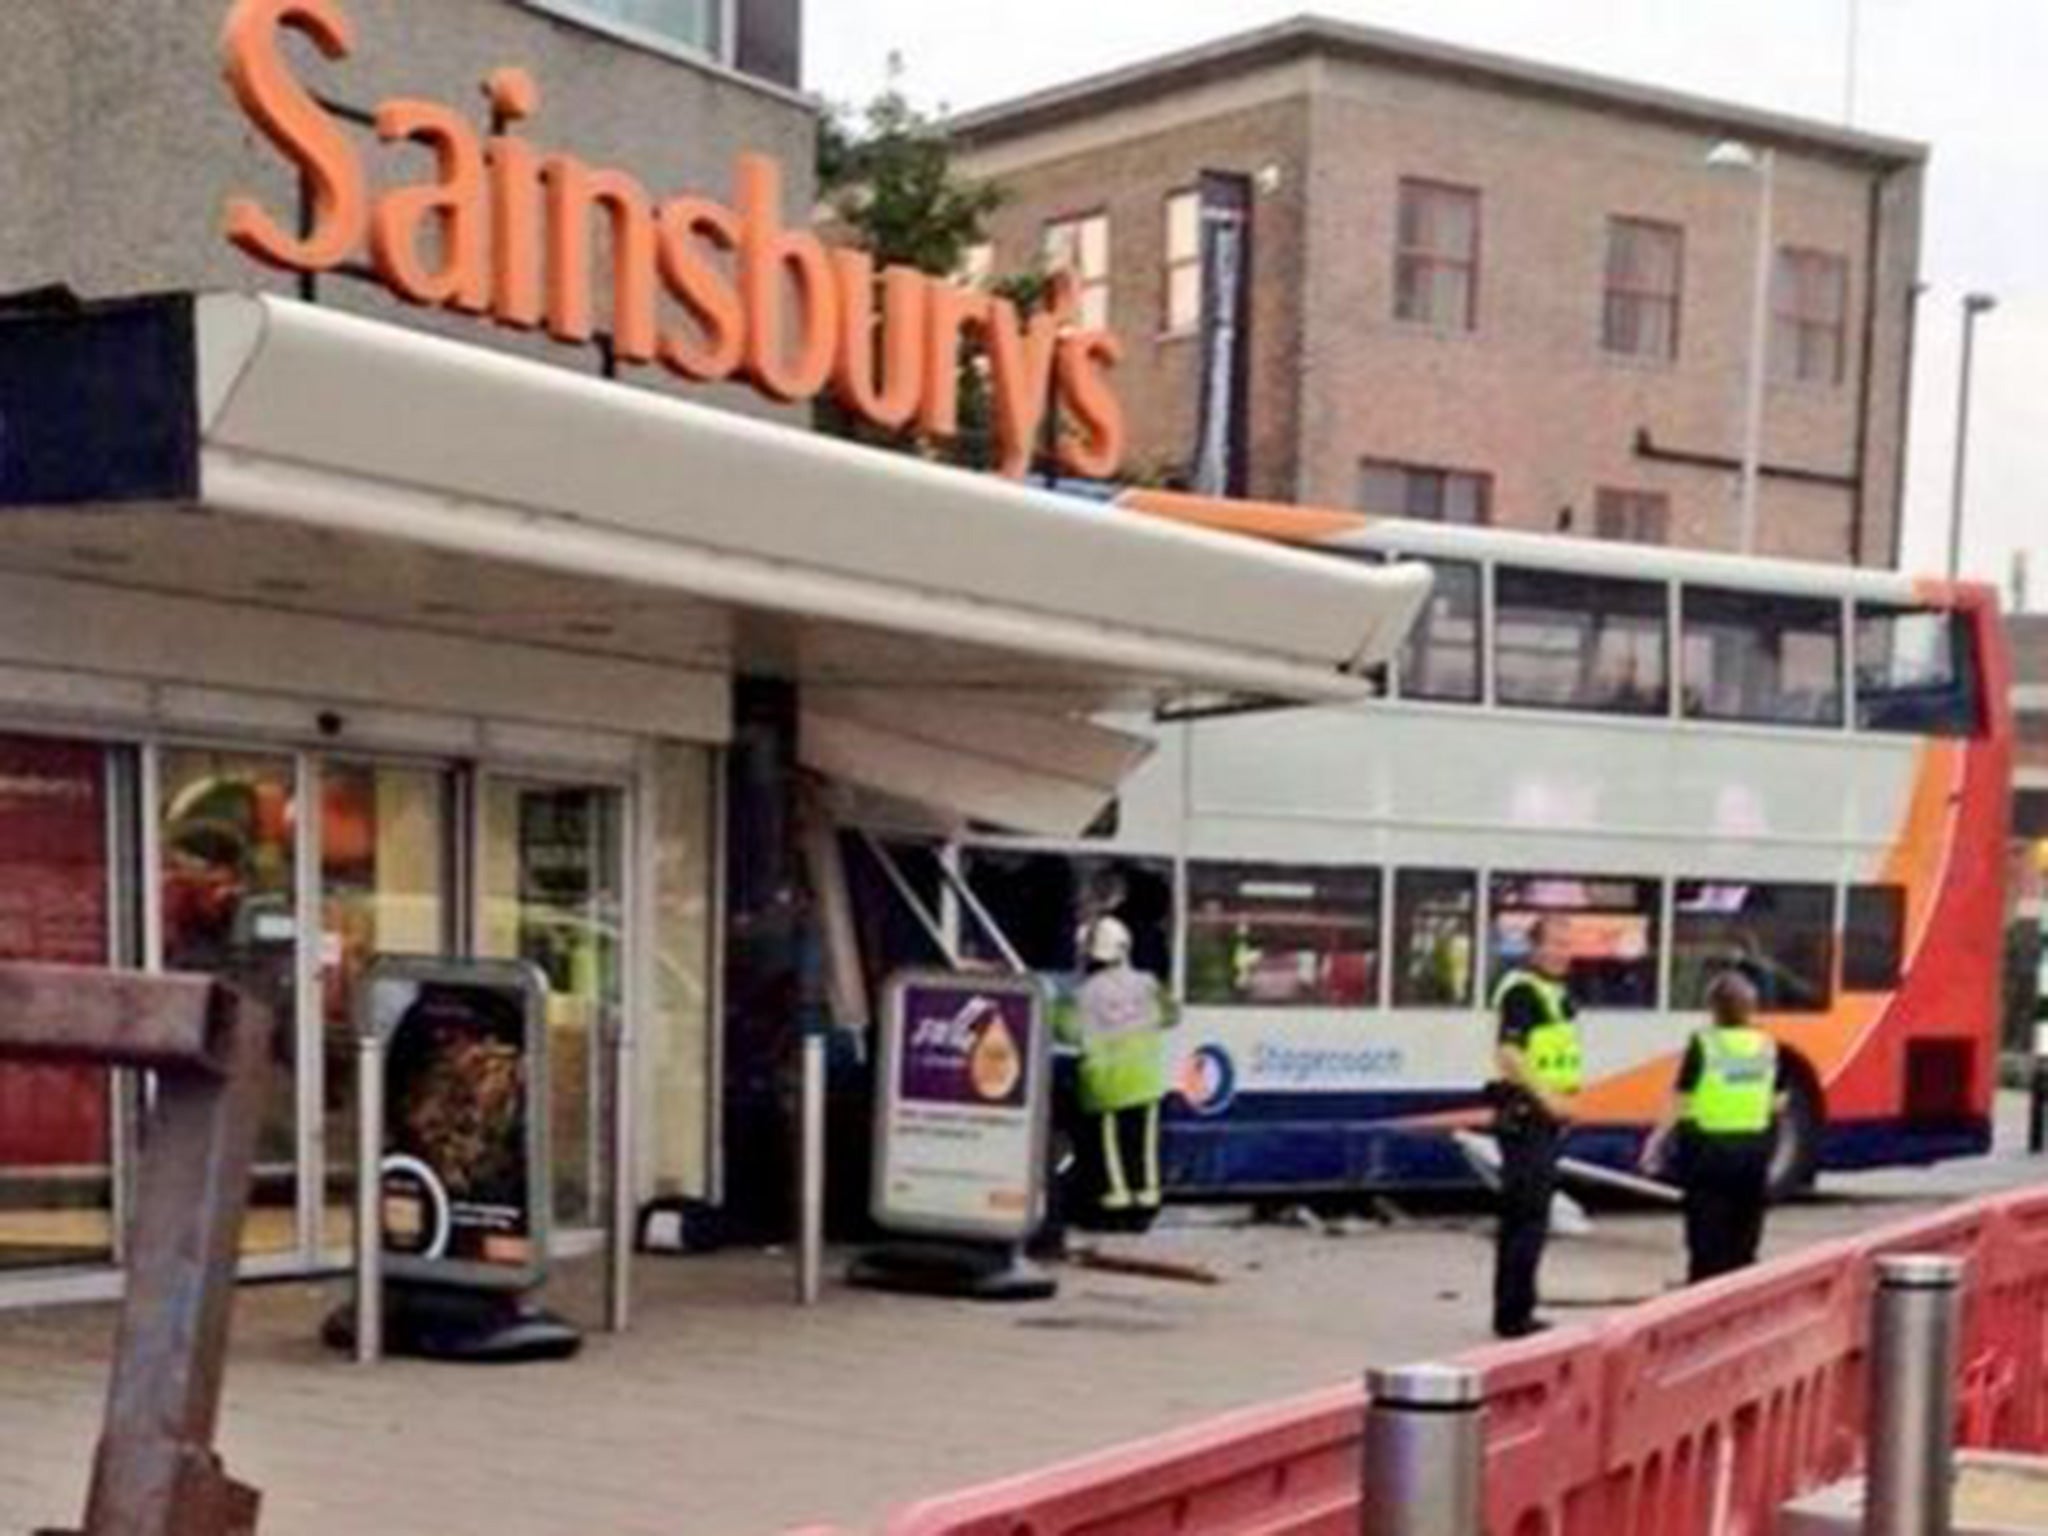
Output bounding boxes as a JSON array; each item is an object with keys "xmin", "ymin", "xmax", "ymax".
[{"xmin": 220, "ymin": 0, "xmax": 1125, "ymax": 478}]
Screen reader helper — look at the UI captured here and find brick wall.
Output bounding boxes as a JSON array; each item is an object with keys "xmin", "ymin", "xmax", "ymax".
[
  {"xmin": 971, "ymin": 94, "xmax": 1311, "ymax": 500},
  {"xmin": 958, "ymin": 42, "xmax": 1921, "ymax": 566}
]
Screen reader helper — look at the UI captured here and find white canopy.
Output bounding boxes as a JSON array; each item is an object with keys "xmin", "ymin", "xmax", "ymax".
[
  {"xmin": 0, "ymin": 292, "xmax": 1430, "ymax": 832},
  {"xmin": 192, "ymin": 295, "xmax": 1427, "ymax": 705}
]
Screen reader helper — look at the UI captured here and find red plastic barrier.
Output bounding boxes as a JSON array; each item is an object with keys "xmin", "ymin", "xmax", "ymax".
[
  {"xmin": 884, "ymin": 1382, "xmax": 1366, "ymax": 1536},
  {"xmin": 1576, "ymin": 1239, "xmax": 1864, "ymax": 1534},
  {"xmin": 1975, "ymin": 1188, "xmax": 2048, "ymax": 1451},
  {"xmin": 831, "ymin": 1187, "xmax": 2048, "ymax": 1536},
  {"xmin": 1471, "ymin": 1324, "xmax": 1606, "ymax": 1536},
  {"xmin": 1858, "ymin": 1198, "xmax": 2006, "ymax": 1451}
]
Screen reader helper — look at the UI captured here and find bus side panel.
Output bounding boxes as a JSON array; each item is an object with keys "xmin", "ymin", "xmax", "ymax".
[{"xmin": 1814, "ymin": 596, "xmax": 2010, "ymax": 1147}]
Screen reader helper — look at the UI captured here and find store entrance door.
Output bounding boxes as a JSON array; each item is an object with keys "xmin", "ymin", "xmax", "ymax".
[
  {"xmin": 479, "ymin": 779, "xmax": 626, "ymax": 1243},
  {"xmin": 0, "ymin": 736, "xmax": 120, "ymax": 1274},
  {"xmin": 318, "ymin": 759, "xmax": 458, "ymax": 1253}
]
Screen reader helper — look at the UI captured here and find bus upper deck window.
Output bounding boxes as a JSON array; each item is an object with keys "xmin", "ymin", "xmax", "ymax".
[
  {"xmin": 1681, "ymin": 586, "xmax": 1844, "ymax": 728},
  {"xmin": 1396, "ymin": 558, "xmax": 1483, "ymax": 704},
  {"xmin": 1495, "ymin": 568, "xmax": 1669, "ymax": 717},
  {"xmin": 1855, "ymin": 605, "xmax": 1981, "ymax": 737}
]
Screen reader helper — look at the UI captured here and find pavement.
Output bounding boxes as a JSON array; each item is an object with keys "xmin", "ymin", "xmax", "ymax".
[{"xmin": 2, "ymin": 1097, "xmax": 2043, "ymax": 1536}]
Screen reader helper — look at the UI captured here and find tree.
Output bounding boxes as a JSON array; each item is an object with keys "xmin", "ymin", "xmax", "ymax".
[
  {"xmin": 817, "ymin": 61, "xmax": 1003, "ymax": 279},
  {"xmin": 818, "ymin": 65, "xmax": 1051, "ymax": 470}
]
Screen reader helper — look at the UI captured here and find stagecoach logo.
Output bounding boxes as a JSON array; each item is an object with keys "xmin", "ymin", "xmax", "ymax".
[
  {"xmin": 1178, "ymin": 1044, "xmax": 1238, "ymax": 1116},
  {"xmin": 217, "ymin": 0, "xmax": 1128, "ymax": 480}
]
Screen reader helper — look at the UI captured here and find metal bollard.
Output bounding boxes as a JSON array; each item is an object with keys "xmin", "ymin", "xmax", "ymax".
[
  {"xmin": 353, "ymin": 1029, "xmax": 384, "ymax": 1366},
  {"xmin": 1361, "ymin": 1364, "xmax": 1486, "ymax": 1536},
  {"xmin": 606, "ymin": 1020, "xmax": 636, "ymax": 1334},
  {"xmin": 1865, "ymin": 1253, "xmax": 1962, "ymax": 1536}
]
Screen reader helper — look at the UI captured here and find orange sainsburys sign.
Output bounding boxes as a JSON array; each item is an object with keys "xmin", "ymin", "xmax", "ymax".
[{"xmin": 219, "ymin": 0, "xmax": 1126, "ymax": 479}]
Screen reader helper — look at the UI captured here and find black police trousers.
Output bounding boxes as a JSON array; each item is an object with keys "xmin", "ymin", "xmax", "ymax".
[
  {"xmin": 1679, "ymin": 1132, "xmax": 1772, "ymax": 1284},
  {"xmin": 1493, "ymin": 1119, "xmax": 1561, "ymax": 1335}
]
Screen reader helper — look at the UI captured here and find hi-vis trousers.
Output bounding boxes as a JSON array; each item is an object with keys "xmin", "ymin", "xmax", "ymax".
[{"xmin": 1092, "ymin": 1101, "xmax": 1161, "ymax": 1216}]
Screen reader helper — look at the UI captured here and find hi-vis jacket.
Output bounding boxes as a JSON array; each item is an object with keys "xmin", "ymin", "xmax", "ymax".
[
  {"xmin": 1685, "ymin": 1027, "xmax": 1778, "ymax": 1137},
  {"xmin": 1493, "ymin": 969, "xmax": 1584, "ymax": 1095},
  {"xmin": 1056, "ymin": 965, "xmax": 1172, "ymax": 1114}
]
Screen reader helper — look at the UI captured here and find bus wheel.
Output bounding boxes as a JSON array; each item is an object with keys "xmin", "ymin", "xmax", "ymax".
[{"xmin": 1768, "ymin": 1066, "xmax": 1823, "ymax": 1201}]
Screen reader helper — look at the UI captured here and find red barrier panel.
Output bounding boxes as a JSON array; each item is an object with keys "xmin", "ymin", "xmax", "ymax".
[
  {"xmin": 835, "ymin": 1186, "xmax": 2048, "ymax": 1536},
  {"xmin": 1470, "ymin": 1325, "xmax": 1606, "ymax": 1536},
  {"xmin": 1583, "ymin": 1239, "xmax": 1862, "ymax": 1535},
  {"xmin": 1976, "ymin": 1188, "xmax": 2048, "ymax": 1451},
  {"xmin": 884, "ymin": 1382, "xmax": 1366, "ymax": 1536},
  {"xmin": 1858, "ymin": 1199, "xmax": 2006, "ymax": 1451}
]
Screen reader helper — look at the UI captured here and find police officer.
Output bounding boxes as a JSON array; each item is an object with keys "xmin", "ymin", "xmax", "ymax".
[
  {"xmin": 1058, "ymin": 916, "xmax": 1172, "ymax": 1231},
  {"xmin": 1490, "ymin": 917, "xmax": 1583, "ymax": 1339},
  {"xmin": 1641, "ymin": 970, "xmax": 1784, "ymax": 1283}
]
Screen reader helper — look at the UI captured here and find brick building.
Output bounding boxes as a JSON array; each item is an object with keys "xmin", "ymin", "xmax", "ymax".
[{"xmin": 952, "ymin": 17, "xmax": 1927, "ymax": 566}]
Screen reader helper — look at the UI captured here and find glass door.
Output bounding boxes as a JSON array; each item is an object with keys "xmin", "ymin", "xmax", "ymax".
[
  {"xmin": 479, "ymin": 780, "xmax": 625, "ymax": 1236},
  {"xmin": 158, "ymin": 749, "xmax": 301, "ymax": 1256},
  {"xmin": 318, "ymin": 760, "xmax": 455, "ymax": 1253},
  {"xmin": 0, "ymin": 736, "xmax": 119, "ymax": 1273}
]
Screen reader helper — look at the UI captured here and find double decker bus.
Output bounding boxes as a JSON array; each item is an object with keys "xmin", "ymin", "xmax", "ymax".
[{"xmin": 957, "ymin": 497, "xmax": 2011, "ymax": 1197}]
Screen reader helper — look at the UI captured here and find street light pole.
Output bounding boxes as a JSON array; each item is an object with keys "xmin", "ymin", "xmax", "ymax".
[
  {"xmin": 1734, "ymin": 148, "xmax": 1776, "ymax": 557},
  {"xmin": 1708, "ymin": 139, "xmax": 1776, "ymax": 556},
  {"xmin": 1947, "ymin": 291, "xmax": 1998, "ymax": 581}
]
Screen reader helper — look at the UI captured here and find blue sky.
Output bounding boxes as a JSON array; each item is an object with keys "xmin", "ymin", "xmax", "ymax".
[{"xmin": 809, "ymin": 0, "xmax": 2048, "ymax": 591}]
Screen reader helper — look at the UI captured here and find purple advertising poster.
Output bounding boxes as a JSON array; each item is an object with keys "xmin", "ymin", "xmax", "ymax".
[
  {"xmin": 898, "ymin": 985, "xmax": 1034, "ymax": 1110},
  {"xmin": 874, "ymin": 972, "xmax": 1048, "ymax": 1241}
]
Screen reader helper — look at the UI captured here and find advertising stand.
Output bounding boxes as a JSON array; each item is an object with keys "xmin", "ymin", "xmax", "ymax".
[
  {"xmin": 328, "ymin": 957, "xmax": 582, "ymax": 1363},
  {"xmin": 849, "ymin": 970, "xmax": 1057, "ymax": 1301}
]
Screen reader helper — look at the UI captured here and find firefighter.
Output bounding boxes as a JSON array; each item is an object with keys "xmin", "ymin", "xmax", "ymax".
[
  {"xmin": 1490, "ymin": 916, "xmax": 1583, "ymax": 1339},
  {"xmin": 1059, "ymin": 916, "xmax": 1172, "ymax": 1231},
  {"xmin": 1641, "ymin": 970, "xmax": 1785, "ymax": 1283}
]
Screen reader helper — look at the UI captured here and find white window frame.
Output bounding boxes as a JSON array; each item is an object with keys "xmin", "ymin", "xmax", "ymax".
[
  {"xmin": 520, "ymin": 0, "xmax": 738, "ymax": 69},
  {"xmin": 1043, "ymin": 211, "xmax": 1112, "ymax": 332},
  {"xmin": 1163, "ymin": 189, "xmax": 1203, "ymax": 337}
]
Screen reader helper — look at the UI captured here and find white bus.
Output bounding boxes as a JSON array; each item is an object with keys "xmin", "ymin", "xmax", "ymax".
[{"xmin": 955, "ymin": 498, "xmax": 2011, "ymax": 1198}]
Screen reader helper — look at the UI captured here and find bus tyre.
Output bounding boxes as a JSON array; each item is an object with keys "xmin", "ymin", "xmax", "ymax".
[{"xmin": 1768, "ymin": 1068, "xmax": 1822, "ymax": 1201}]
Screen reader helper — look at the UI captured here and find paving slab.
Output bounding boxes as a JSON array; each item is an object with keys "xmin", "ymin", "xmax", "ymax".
[{"xmin": 2, "ymin": 1108, "xmax": 2042, "ymax": 1536}]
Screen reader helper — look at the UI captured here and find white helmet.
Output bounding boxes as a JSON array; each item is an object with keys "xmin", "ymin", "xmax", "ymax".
[{"xmin": 1085, "ymin": 915, "xmax": 1134, "ymax": 965}]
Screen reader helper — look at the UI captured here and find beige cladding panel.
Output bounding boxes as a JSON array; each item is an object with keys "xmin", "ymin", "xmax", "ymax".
[{"xmin": 0, "ymin": 0, "xmax": 813, "ymax": 422}]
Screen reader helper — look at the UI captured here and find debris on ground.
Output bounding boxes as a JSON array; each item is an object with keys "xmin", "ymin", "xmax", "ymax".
[{"xmin": 1069, "ymin": 1248, "xmax": 1225, "ymax": 1286}]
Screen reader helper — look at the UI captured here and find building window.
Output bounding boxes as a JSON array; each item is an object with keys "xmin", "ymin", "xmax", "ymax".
[
  {"xmin": 1681, "ymin": 586, "xmax": 1844, "ymax": 727},
  {"xmin": 1393, "ymin": 869, "xmax": 1478, "ymax": 1008},
  {"xmin": 522, "ymin": 0, "xmax": 727, "ymax": 62},
  {"xmin": 1602, "ymin": 218, "xmax": 1682, "ymax": 360},
  {"xmin": 1672, "ymin": 881, "xmax": 1835, "ymax": 1014},
  {"xmin": 1164, "ymin": 191, "xmax": 1203, "ymax": 335},
  {"xmin": 1594, "ymin": 487, "xmax": 1671, "ymax": 545},
  {"xmin": 1489, "ymin": 873, "xmax": 1661, "ymax": 1010},
  {"xmin": 957, "ymin": 242, "xmax": 994, "ymax": 288},
  {"xmin": 1395, "ymin": 179, "xmax": 1479, "ymax": 330},
  {"xmin": 1396, "ymin": 557, "xmax": 1483, "ymax": 704},
  {"xmin": 1773, "ymin": 247, "xmax": 1849, "ymax": 385},
  {"xmin": 1044, "ymin": 212, "xmax": 1111, "ymax": 331},
  {"xmin": 1855, "ymin": 605, "xmax": 1981, "ymax": 738},
  {"xmin": 1186, "ymin": 862, "xmax": 1380, "ymax": 1008},
  {"xmin": 1358, "ymin": 460, "xmax": 1491, "ymax": 525},
  {"xmin": 1495, "ymin": 567, "xmax": 1671, "ymax": 716}
]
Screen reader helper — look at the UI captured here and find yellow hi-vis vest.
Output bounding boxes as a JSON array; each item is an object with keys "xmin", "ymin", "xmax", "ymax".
[
  {"xmin": 1493, "ymin": 970, "xmax": 1583, "ymax": 1095},
  {"xmin": 1685, "ymin": 1027, "xmax": 1777, "ymax": 1136},
  {"xmin": 1058, "ymin": 966, "xmax": 1170, "ymax": 1114}
]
